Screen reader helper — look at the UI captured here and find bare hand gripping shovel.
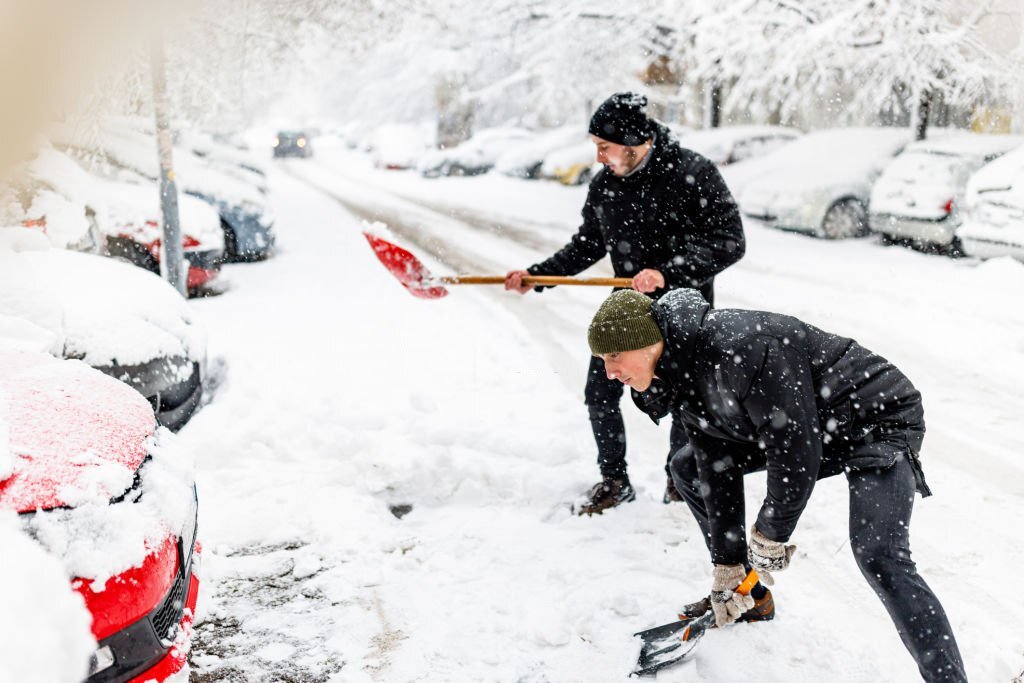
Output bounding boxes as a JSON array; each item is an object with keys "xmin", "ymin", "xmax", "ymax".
[
  {"xmin": 363, "ymin": 231, "xmax": 632, "ymax": 299},
  {"xmin": 631, "ymin": 569, "xmax": 760, "ymax": 677}
]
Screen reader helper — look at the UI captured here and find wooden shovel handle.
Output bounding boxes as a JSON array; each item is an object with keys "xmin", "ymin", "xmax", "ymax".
[{"xmin": 437, "ymin": 275, "xmax": 634, "ymax": 287}]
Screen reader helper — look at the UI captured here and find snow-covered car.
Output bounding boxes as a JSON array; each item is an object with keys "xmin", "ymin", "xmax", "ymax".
[
  {"xmin": 0, "ymin": 349, "xmax": 200, "ymax": 683},
  {"xmin": 0, "ymin": 173, "xmax": 103, "ymax": 255},
  {"xmin": 739, "ymin": 127, "xmax": 910, "ymax": 238},
  {"xmin": 420, "ymin": 127, "xmax": 535, "ymax": 178},
  {"xmin": 25, "ymin": 147, "xmax": 225, "ymax": 294},
  {"xmin": 676, "ymin": 125, "xmax": 801, "ymax": 166},
  {"xmin": 178, "ymin": 129, "xmax": 268, "ymax": 195},
  {"xmin": 372, "ymin": 123, "xmax": 433, "ymax": 170},
  {"xmin": 539, "ymin": 139, "xmax": 601, "ymax": 186},
  {"xmin": 957, "ymin": 143, "xmax": 1024, "ymax": 261},
  {"xmin": 0, "ymin": 228, "xmax": 207, "ymax": 430},
  {"xmin": 273, "ymin": 130, "xmax": 313, "ymax": 158},
  {"xmin": 494, "ymin": 125, "xmax": 585, "ymax": 179},
  {"xmin": 178, "ymin": 128, "xmax": 268, "ymax": 178},
  {"xmin": 868, "ymin": 133, "xmax": 1023, "ymax": 253},
  {"xmin": 50, "ymin": 120, "xmax": 275, "ymax": 262}
]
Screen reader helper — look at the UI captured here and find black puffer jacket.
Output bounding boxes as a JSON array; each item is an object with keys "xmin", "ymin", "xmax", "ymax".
[
  {"xmin": 634, "ymin": 289, "xmax": 929, "ymax": 565},
  {"xmin": 528, "ymin": 122, "xmax": 745, "ymax": 298}
]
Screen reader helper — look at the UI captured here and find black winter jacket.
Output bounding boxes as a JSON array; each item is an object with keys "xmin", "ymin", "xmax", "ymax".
[
  {"xmin": 634, "ymin": 289, "xmax": 929, "ymax": 565},
  {"xmin": 528, "ymin": 122, "xmax": 745, "ymax": 297}
]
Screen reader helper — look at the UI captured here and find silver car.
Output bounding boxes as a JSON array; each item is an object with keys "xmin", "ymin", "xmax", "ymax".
[
  {"xmin": 869, "ymin": 133, "xmax": 1023, "ymax": 253},
  {"xmin": 739, "ymin": 128, "xmax": 909, "ymax": 239},
  {"xmin": 958, "ymin": 143, "xmax": 1024, "ymax": 261}
]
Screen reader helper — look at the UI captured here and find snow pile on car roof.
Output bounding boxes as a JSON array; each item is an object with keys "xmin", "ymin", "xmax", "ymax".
[
  {"xmin": 0, "ymin": 512, "xmax": 94, "ymax": 683},
  {"xmin": 0, "ymin": 228, "xmax": 206, "ymax": 366}
]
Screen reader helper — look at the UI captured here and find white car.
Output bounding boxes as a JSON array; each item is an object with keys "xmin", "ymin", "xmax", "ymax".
[
  {"xmin": 676, "ymin": 125, "xmax": 801, "ymax": 166},
  {"xmin": 739, "ymin": 128, "xmax": 911, "ymax": 238},
  {"xmin": 0, "ymin": 227, "xmax": 207, "ymax": 430},
  {"xmin": 494, "ymin": 125, "xmax": 584, "ymax": 179},
  {"xmin": 420, "ymin": 127, "xmax": 535, "ymax": 178},
  {"xmin": 958, "ymin": 144, "xmax": 1024, "ymax": 261},
  {"xmin": 373, "ymin": 123, "xmax": 433, "ymax": 170},
  {"xmin": 869, "ymin": 133, "xmax": 1023, "ymax": 252}
]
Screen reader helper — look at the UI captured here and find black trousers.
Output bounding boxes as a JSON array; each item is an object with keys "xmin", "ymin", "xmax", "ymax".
[
  {"xmin": 669, "ymin": 445, "xmax": 967, "ymax": 682},
  {"xmin": 584, "ymin": 284, "xmax": 713, "ymax": 480}
]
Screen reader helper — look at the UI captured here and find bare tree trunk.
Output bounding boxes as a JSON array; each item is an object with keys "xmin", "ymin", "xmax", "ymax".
[
  {"xmin": 704, "ymin": 79, "xmax": 722, "ymax": 128},
  {"xmin": 914, "ymin": 89, "xmax": 931, "ymax": 141}
]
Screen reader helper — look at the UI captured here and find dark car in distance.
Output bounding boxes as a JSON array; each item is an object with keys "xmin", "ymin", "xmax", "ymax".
[{"xmin": 274, "ymin": 131, "xmax": 313, "ymax": 158}]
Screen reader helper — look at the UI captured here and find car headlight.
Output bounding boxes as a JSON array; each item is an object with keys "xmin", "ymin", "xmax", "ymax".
[
  {"xmin": 87, "ymin": 645, "xmax": 115, "ymax": 676},
  {"xmin": 180, "ymin": 484, "xmax": 198, "ymax": 571}
]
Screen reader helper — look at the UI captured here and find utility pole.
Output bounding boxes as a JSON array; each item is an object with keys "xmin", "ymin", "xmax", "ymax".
[{"xmin": 151, "ymin": 36, "xmax": 186, "ymax": 296}]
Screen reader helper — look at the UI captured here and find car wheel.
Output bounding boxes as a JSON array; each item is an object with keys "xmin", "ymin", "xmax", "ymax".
[
  {"xmin": 221, "ymin": 221, "xmax": 238, "ymax": 261},
  {"xmin": 576, "ymin": 167, "xmax": 593, "ymax": 185},
  {"xmin": 821, "ymin": 199, "xmax": 868, "ymax": 239}
]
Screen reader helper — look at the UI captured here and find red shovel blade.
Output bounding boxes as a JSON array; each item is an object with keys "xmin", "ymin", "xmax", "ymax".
[{"xmin": 362, "ymin": 231, "xmax": 449, "ymax": 299}]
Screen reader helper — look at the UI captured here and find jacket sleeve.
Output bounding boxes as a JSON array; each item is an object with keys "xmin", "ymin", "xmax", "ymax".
[
  {"xmin": 659, "ymin": 160, "xmax": 745, "ymax": 290},
  {"xmin": 527, "ymin": 195, "xmax": 606, "ymax": 280},
  {"xmin": 737, "ymin": 336, "xmax": 822, "ymax": 543}
]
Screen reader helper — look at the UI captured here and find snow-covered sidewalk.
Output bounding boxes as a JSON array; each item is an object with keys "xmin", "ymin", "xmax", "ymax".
[{"xmin": 180, "ymin": 157, "xmax": 1024, "ymax": 681}]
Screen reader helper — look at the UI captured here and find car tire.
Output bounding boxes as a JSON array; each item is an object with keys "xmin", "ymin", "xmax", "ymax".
[
  {"xmin": 576, "ymin": 167, "xmax": 593, "ymax": 185},
  {"xmin": 822, "ymin": 199, "xmax": 868, "ymax": 239},
  {"xmin": 221, "ymin": 221, "xmax": 238, "ymax": 261}
]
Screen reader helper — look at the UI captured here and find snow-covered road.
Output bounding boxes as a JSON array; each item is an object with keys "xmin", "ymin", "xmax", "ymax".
[{"xmin": 181, "ymin": 142, "xmax": 1024, "ymax": 682}]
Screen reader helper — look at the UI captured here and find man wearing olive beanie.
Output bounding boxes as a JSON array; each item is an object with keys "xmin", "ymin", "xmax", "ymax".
[
  {"xmin": 587, "ymin": 288, "xmax": 966, "ymax": 682},
  {"xmin": 506, "ymin": 91, "xmax": 746, "ymax": 515}
]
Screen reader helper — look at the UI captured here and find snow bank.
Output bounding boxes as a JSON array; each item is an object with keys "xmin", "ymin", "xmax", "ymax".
[{"xmin": 0, "ymin": 512, "xmax": 94, "ymax": 683}]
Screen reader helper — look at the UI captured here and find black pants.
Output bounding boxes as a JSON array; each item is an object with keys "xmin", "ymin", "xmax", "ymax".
[
  {"xmin": 669, "ymin": 446, "xmax": 967, "ymax": 682},
  {"xmin": 584, "ymin": 284, "xmax": 712, "ymax": 480}
]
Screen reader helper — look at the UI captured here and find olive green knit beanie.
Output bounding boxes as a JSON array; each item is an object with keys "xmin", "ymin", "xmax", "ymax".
[{"xmin": 588, "ymin": 290, "xmax": 663, "ymax": 355}]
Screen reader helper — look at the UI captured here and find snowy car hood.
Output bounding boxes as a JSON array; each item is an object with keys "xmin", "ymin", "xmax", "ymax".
[
  {"xmin": 0, "ymin": 351, "xmax": 153, "ymax": 512},
  {"xmin": 0, "ymin": 229, "xmax": 206, "ymax": 366}
]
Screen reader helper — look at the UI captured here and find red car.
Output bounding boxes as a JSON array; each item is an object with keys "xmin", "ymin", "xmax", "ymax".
[{"xmin": 0, "ymin": 351, "xmax": 200, "ymax": 682}]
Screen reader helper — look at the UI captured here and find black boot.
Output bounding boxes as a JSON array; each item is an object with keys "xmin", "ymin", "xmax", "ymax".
[
  {"xmin": 575, "ymin": 476, "xmax": 636, "ymax": 516},
  {"xmin": 663, "ymin": 474, "xmax": 683, "ymax": 504}
]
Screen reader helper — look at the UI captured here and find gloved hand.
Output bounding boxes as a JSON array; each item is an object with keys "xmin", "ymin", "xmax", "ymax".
[
  {"xmin": 746, "ymin": 526, "xmax": 796, "ymax": 585},
  {"xmin": 710, "ymin": 563, "xmax": 755, "ymax": 627}
]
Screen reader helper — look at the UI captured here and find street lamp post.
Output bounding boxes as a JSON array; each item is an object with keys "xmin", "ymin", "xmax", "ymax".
[{"xmin": 151, "ymin": 37, "xmax": 186, "ymax": 297}]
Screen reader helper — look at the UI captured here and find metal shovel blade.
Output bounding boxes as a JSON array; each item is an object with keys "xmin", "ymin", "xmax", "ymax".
[
  {"xmin": 631, "ymin": 612, "xmax": 715, "ymax": 677},
  {"xmin": 362, "ymin": 231, "xmax": 449, "ymax": 299}
]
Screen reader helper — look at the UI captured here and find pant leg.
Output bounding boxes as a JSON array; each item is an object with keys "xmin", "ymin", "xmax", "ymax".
[
  {"xmin": 585, "ymin": 355, "xmax": 627, "ymax": 479},
  {"xmin": 847, "ymin": 455, "xmax": 966, "ymax": 682},
  {"xmin": 668, "ymin": 438, "xmax": 712, "ymax": 552},
  {"xmin": 666, "ymin": 407, "xmax": 690, "ymax": 478}
]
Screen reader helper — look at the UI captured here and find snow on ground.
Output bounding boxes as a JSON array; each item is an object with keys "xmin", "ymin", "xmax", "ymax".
[{"xmin": 180, "ymin": 141, "xmax": 1024, "ymax": 682}]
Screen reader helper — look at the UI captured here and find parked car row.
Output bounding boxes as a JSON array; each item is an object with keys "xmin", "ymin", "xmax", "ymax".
[
  {"xmin": 49, "ymin": 117, "xmax": 276, "ymax": 263},
  {"xmin": 0, "ymin": 116, "xmax": 270, "ymax": 682},
  {"xmin": 731, "ymin": 127, "xmax": 1024, "ymax": 261}
]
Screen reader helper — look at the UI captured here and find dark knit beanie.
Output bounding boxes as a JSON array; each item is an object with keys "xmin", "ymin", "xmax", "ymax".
[
  {"xmin": 588, "ymin": 92, "xmax": 653, "ymax": 146},
  {"xmin": 588, "ymin": 290, "xmax": 663, "ymax": 355}
]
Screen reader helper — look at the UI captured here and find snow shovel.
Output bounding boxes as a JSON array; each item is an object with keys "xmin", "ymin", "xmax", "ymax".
[
  {"xmin": 363, "ymin": 231, "xmax": 632, "ymax": 299},
  {"xmin": 630, "ymin": 569, "xmax": 761, "ymax": 677}
]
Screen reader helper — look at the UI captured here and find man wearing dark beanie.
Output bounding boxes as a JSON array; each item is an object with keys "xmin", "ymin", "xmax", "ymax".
[
  {"xmin": 587, "ymin": 288, "xmax": 966, "ymax": 682},
  {"xmin": 505, "ymin": 91, "xmax": 746, "ymax": 515}
]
